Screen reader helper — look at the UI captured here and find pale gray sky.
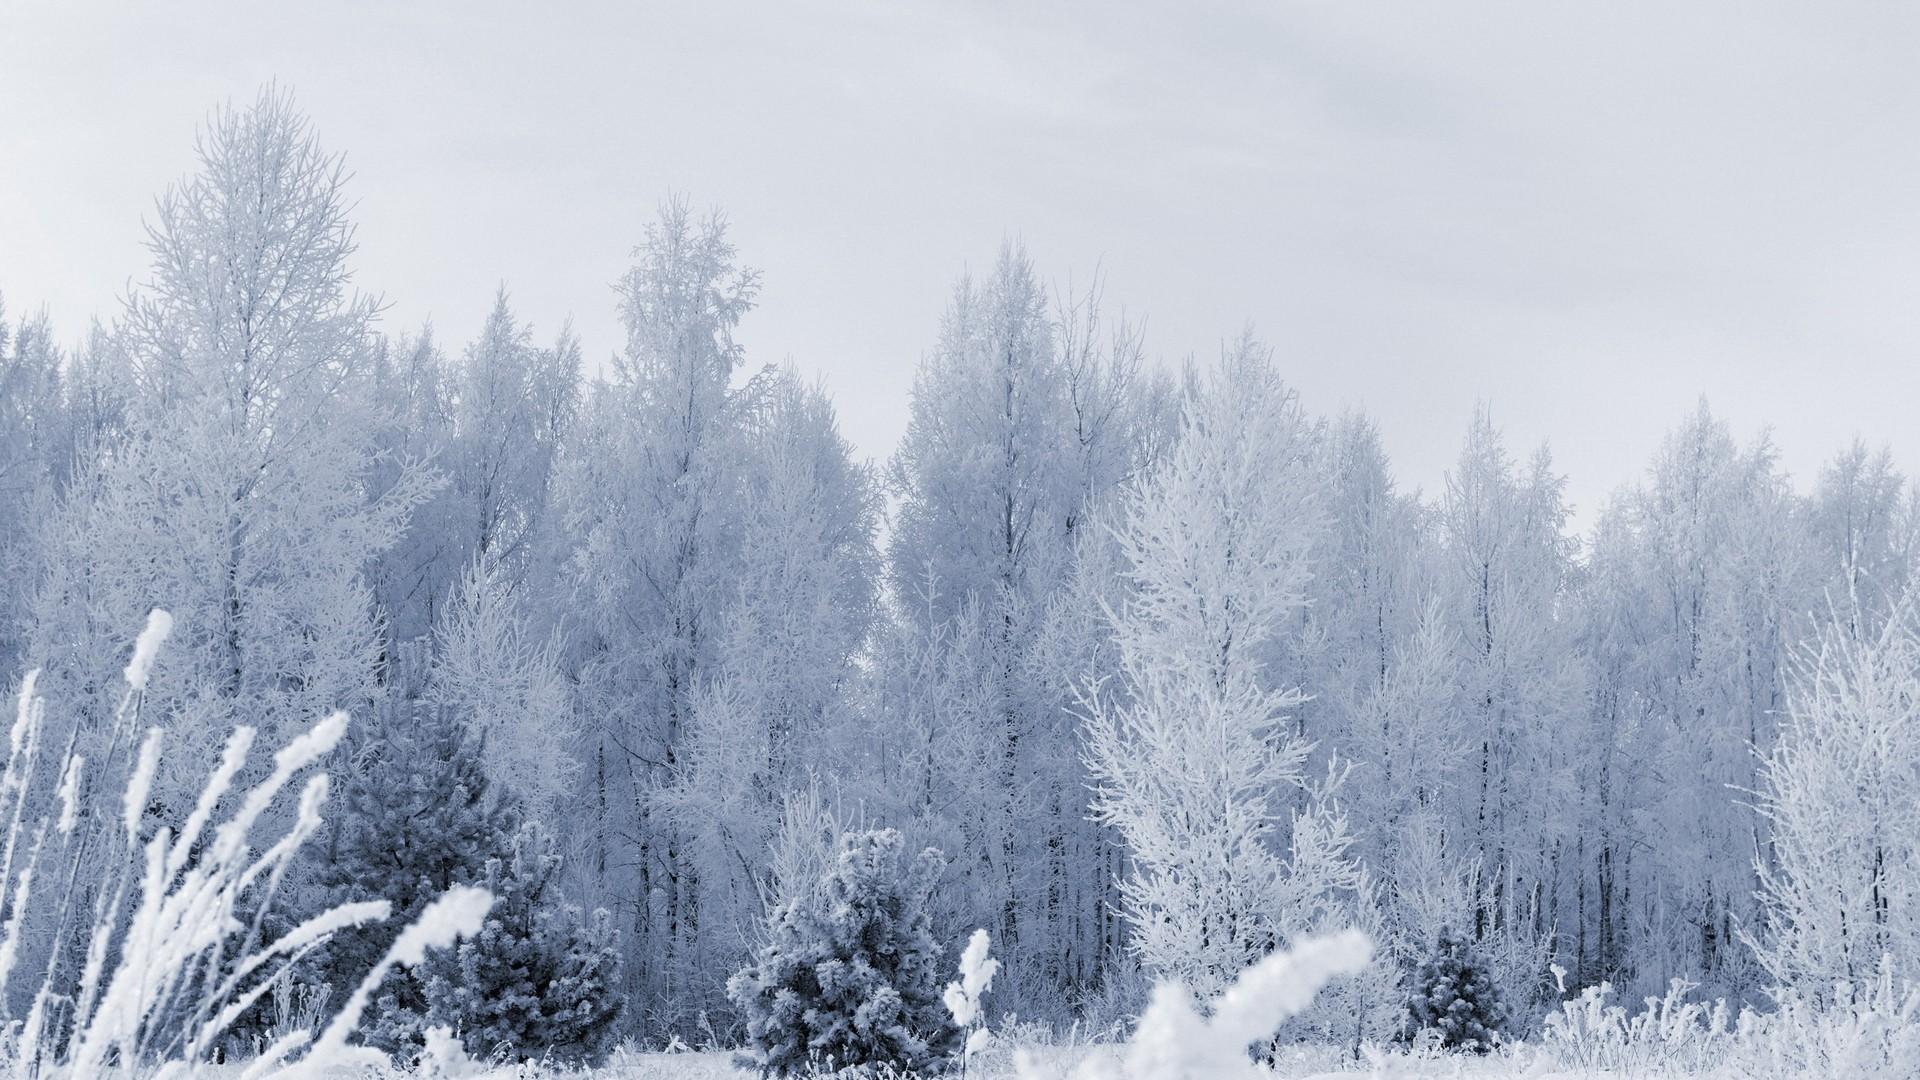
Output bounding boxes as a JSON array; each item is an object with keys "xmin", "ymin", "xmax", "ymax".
[{"xmin": 4, "ymin": 1, "xmax": 1918, "ymax": 529}]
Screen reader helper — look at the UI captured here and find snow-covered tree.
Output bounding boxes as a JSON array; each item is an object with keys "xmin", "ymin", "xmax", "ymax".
[
  {"xmin": 554, "ymin": 197, "xmax": 760, "ymax": 1019},
  {"xmin": 1406, "ymin": 928, "xmax": 1508, "ymax": 1052},
  {"xmin": 368, "ymin": 326, "xmax": 458, "ymax": 646},
  {"xmin": 27, "ymin": 89, "xmax": 431, "ymax": 822},
  {"xmin": 429, "ymin": 553, "xmax": 577, "ymax": 814},
  {"xmin": 1578, "ymin": 401, "xmax": 1812, "ymax": 998},
  {"xmin": 884, "ymin": 249, "xmax": 1157, "ymax": 1008},
  {"xmin": 1810, "ymin": 440, "xmax": 1911, "ymax": 637},
  {"xmin": 0, "ymin": 304, "xmax": 67, "ymax": 672},
  {"xmin": 445, "ymin": 291, "xmax": 577, "ymax": 583},
  {"xmin": 1750, "ymin": 586, "xmax": 1920, "ymax": 995},
  {"xmin": 1082, "ymin": 335, "xmax": 1374, "ymax": 1004},
  {"xmin": 317, "ymin": 687, "xmax": 515, "ymax": 1054},
  {"xmin": 370, "ymin": 293, "xmax": 578, "ymax": 652},
  {"xmin": 1431, "ymin": 407, "xmax": 1581, "ymax": 1011},
  {"xmin": 1299, "ymin": 414, "xmax": 1427, "ymax": 748},
  {"xmin": 885, "ymin": 243, "xmax": 1075, "ymax": 991},
  {"xmin": 656, "ymin": 364, "xmax": 881, "ymax": 1010}
]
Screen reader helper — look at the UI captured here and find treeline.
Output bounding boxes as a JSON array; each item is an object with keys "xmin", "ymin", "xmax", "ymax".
[{"xmin": 0, "ymin": 89, "xmax": 1910, "ymax": 1047}]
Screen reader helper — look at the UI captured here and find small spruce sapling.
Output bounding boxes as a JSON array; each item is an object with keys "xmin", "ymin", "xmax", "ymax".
[
  {"xmin": 727, "ymin": 827, "xmax": 957, "ymax": 1076},
  {"xmin": 1405, "ymin": 927, "xmax": 1508, "ymax": 1053},
  {"xmin": 420, "ymin": 822, "xmax": 624, "ymax": 1066}
]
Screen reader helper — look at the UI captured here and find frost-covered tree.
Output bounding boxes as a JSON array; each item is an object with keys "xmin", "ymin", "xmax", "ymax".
[
  {"xmin": 884, "ymin": 250, "xmax": 1156, "ymax": 1007},
  {"xmin": 1811, "ymin": 440, "xmax": 1912, "ymax": 637},
  {"xmin": 1299, "ymin": 414, "xmax": 1427, "ymax": 745},
  {"xmin": 1431, "ymin": 407, "xmax": 1580, "ymax": 1010},
  {"xmin": 658, "ymin": 364, "xmax": 880, "ymax": 1008},
  {"xmin": 27, "ymin": 90, "xmax": 430, "ymax": 821},
  {"xmin": 1289, "ymin": 413, "xmax": 1467, "ymax": 971},
  {"xmin": 1578, "ymin": 401, "xmax": 1812, "ymax": 998},
  {"xmin": 430, "ymin": 553, "xmax": 577, "ymax": 814},
  {"xmin": 370, "ymin": 294, "xmax": 578, "ymax": 651},
  {"xmin": 727, "ymin": 828, "xmax": 956, "ymax": 1077},
  {"xmin": 1406, "ymin": 928, "xmax": 1508, "ymax": 1052},
  {"xmin": 0, "ymin": 304, "xmax": 67, "ymax": 672},
  {"xmin": 1750, "ymin": 586, "xmax": 1920, "ymax": 995},
  {"xmin": 368, "ymin": 326, "xmax": 458, "ymax": 646},
  {"xmin": 445, "ymin": 291, "xmax": 578, "ymax": 583},
  {"xmin": 1082, "ymin": 335, "xmax": 1373, "ymax": 1003},
  {"xmin": 554, "ymin": 197, "xmax": 760, "ymax": 1018},
  {"xmin": 885, "ymin": 244, "xmax": 1075, "ymax": 987},
  {"xmin": 1346, "ymin": 594, "xmax": 1481, "ymax": 964}
]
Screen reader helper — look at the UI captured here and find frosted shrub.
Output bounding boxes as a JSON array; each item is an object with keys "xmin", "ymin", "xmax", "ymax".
[
  {"xmin": 1538, "ymin": 965, "xmax": 1731, "ymax": 1075},
  {"xmin": 1015, "ymin": 930, "xmax": 1372, "ymax": 1080},
  {"xmin": 0, "ymin": 611, "xmax": 493, "ymax": 1077},
  {"xmin": 1533, "ymin": 962, "xmax": 1920, "ymax": 1078},
  {"xmin": 944, "ymin": 929, "xmax": 1000, "ymax": 1071},
  {"xmin": 1733, "ymin": 971, "xmax": 1920, "ymax": 1079},
  {"xmin": 727, "ymin": 828, "xmax": 956, "ymax": 1076}
]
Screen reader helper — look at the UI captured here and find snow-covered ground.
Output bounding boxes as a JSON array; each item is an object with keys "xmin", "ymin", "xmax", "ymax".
[
  {"xmin": 581, "ymin": 1048, "xmax": 1420, "ymax": 1079},
  {"xmin": 328, "ymin": 1044, "xmax": 1723, "ymax": 1079}
]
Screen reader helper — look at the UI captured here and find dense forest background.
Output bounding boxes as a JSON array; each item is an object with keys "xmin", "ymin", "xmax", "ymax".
[{"xmin": 3, "ymin": 90, "xmax": 1914, "ymax": 1052}]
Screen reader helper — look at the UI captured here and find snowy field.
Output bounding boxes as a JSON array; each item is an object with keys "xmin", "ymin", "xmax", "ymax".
[{"xmin": 242, "ymin": 1040, "xmax": 1910, "ymax": 1080}]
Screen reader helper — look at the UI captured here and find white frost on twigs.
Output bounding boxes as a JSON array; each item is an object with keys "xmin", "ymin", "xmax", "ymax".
[
  {"xmin": 56, "ymin": 753, "xmax": 83, "ymax": 835},
  {"xmin": 124, "ymin": 608, "xmax": 174, "ymax": 691},
  {"xmin": 10, "ymin": 669, "xmax": 40, "ymax": 759},
  {"xmin": 945, "ymin": 928, "xmax": 1000, "ymax": 1030},
  {"xmin": 123, "ymin": 727, "xmax": 164, "ymax": 842}
]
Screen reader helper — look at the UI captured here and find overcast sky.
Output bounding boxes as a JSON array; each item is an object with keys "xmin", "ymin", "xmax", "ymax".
[{"xmin": 4, "ymin": 1, "xmax": 1918, "ymax": 530}]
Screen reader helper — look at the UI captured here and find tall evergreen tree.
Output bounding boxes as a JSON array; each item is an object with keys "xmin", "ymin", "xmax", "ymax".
[{"xmin": 317, "ymin": 654, "xmax": 516, "ymax": 1053}]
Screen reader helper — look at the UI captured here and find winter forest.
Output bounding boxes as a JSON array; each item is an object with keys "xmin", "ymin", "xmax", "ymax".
[{"xmin": 3, "ymin": 87, "xmax": 1920, "ymax": 1079}]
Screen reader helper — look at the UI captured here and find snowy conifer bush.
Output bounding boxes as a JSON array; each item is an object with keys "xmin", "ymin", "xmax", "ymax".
[
  {"xmin": 727, "ymin": 827, "xmax": 957, "ymax": 1076},
  {"xmin": 1405, "ymin": 927, "xmax": 1507, "ymax": 1052},
  {"xmin": 420, "ymin": 822, "xmax": 624, "ymax": 1066}
]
